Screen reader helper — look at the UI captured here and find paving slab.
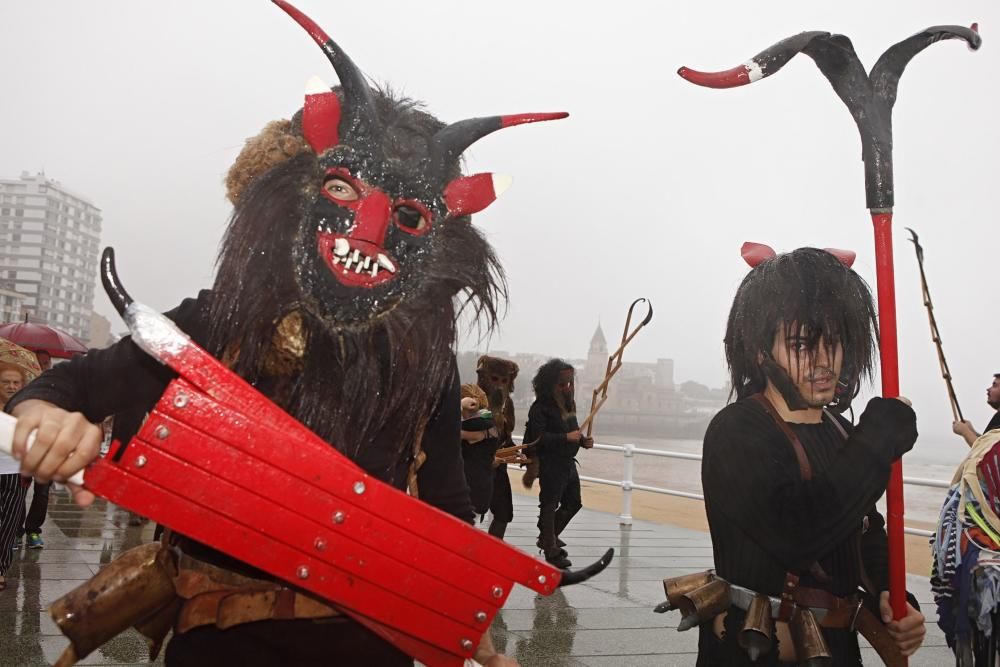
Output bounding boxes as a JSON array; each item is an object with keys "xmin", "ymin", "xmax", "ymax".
[{"xmin": 0, "ymin": 487, "xmax": 955, "ymax": 666}]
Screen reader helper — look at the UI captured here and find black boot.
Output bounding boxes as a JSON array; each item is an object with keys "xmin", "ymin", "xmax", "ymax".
[
  {"xmin": 538, "ymin": 504, "xmax": 571, "ymax": 568},
  {"xmin": 488, "ymin": 519, "xmax": 508, "ymax": 540},
  {"xmin": 553, "ymin": 506, "xmax": 578, "ymax": 542}
]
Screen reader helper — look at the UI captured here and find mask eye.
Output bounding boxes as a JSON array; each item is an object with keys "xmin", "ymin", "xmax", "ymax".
[
  {"xmin": 324, "ymin": 177, "xmax": 359, "ymax": 202},
  {"xmin": 393, "ymin": 201, "xmax": 431, "ymax": 235}
]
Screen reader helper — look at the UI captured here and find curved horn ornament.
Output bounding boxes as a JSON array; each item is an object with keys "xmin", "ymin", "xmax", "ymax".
[
  {"xmin": 100, "ymin": 247, "xmax": 133, "ymax": 317},
  {"xmin": 273, "ymin": 0, "xmax": 379, "ymax": 141},
  {"xmin": 558, "ymin": 548, "xmax": 615, "ymax": 587},
  {"xmin": 433, "ymin": 112, "xmax": 569, "ymax": 170},
  {"xmin": 677, "ymin": 31, "xmax": 830, "ymax": 89}
]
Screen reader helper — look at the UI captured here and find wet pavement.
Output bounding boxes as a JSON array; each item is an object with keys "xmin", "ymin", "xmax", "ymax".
[{"xmin": 1, "ymin": 489, "xmax": 952, "ymax": 666}]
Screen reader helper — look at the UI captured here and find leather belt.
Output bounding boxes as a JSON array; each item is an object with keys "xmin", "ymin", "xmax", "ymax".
[
  {"xmin": 729, "ymin": 583, "xmax": 863, "ymax": 628},
  {"xmin": 174, "ymin": 552, "xmax": 341, "ymax": 634}
]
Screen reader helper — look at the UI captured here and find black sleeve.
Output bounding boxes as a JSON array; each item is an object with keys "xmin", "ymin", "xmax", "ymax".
[
  {"xmin": 528, "ymin": 403, "xmax": 566, "ymax": 448},
  {"xmin": 702, "ymin": 398, "xmax": 917, "ymax": 570},
  {"xmin": 4, "ymin": 293, "xmax": 210, "ymax": 423},
  {"xmin": 861, "ymin": 507, "xmax": 889, "ymax": 595},
  {"xmin": 416, "ymin": 365, "xmax": 475, "ymax": 524}
]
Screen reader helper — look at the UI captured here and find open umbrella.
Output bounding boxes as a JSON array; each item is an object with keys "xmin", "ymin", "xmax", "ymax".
[
  {"xmin": 0, "ymin": 320, "xmax": 88, "ymax": 358},
  {"xmin": 0, "ymin": 337, "xmax": 43, "ymax": 380}
]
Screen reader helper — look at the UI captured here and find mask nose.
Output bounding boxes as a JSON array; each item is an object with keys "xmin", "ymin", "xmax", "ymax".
[{"xmin": 349, "ymin": 191, "xmax": 392, "ymax": 247}]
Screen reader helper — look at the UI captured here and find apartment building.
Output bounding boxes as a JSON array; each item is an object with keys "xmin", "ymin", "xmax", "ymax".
[{"xmin": 0, "ymin": 172, "xmax": 102, "ymax": 340}]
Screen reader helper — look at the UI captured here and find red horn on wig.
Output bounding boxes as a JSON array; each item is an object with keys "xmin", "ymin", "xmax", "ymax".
[
  {"xmin": 823, "ymin": 247, "xmax": 856, "ymax": 268},
  {"xmin": 443, "ymin": 173, "xmax": 513, "ymax": 217},
  {"xmin": 273, "ymin": 0, "xmax": 378, "ymax": 140},
  {"xmin": 433, "ymin": 112, "xmax": 569, "ymax": 168},
  {"xmin": 677, "ymin": 31, "xmax": 829, "ymax": 89},
  {"xmin": 740, "ymin": 242, "xmax": 776, "ymax": 267}
]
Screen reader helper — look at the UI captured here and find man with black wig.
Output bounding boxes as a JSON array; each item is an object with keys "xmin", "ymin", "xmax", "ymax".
[
  {"xmin": 527, "ymin": 359, "xmax": 592, "ymax": 569},
  {"xmin": 695, "ymin": 247, "xmax": 926, "ymax": 665}
]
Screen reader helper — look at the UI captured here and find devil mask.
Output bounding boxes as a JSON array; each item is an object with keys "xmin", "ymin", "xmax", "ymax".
[
  {"xmin": 204, "ymin": 0, "xmax": 566, "ymax": 467},
  {"xmin": 259, "ymin": 0, "xmax": 568, "ymax": 325},
  {"xmin": 725, "ymin": 245, "xmax": 878, "ymax": 413}
]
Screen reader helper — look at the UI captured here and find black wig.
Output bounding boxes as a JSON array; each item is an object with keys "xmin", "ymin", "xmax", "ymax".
[
  {"xmin": 532, "ymin": 359, "xmax": 575, "ymax": 401},
  {"xmin": 724, "ymin": 247, "xmax": 878, "ymax": 411}
]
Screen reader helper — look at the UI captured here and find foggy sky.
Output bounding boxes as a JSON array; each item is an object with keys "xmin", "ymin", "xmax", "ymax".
[{"xmin": 1, "ymin": 1, "xmax": 996, "ymax": 455}]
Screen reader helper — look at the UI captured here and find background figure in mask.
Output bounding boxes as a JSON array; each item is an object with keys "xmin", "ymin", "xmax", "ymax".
[
  {"xmin": 527, "ymin": 359, "xmax": 592, "ymax": 568},
  {"xmin": 476, "ymin": 356, "xmax": 520, "ymax": 539}
]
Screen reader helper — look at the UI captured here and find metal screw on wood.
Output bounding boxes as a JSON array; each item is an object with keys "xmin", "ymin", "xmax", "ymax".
[
  {"xmin": 135, "ymin": 455, "xmax": 147, "ymax": 468},
  {"xmin": 173, "ymin": 393, "xmax": 189, "ymax": 408},
  {"xmin": 475, "ymin": 611, "xmax": 487, "ymax": 623},
  {"xmin": 491, "ymin": 586, "xmax": 503, "ymax": 599},
  {"xmin": 332, "ymin": 511, "xmax": 345, "ymax": 524},
  {"xmin": 155, "ymin": 426, "xmax": 170, "ymax": 439},
  {"xmin": 314, "ymin": 537, "xmax": 327, "ymax": 551},
  {"xmin": 460, "ymin": 639, "xmax": 474, "ymax": 652},
  {"xmin": 296, "ymin": 566, "xmax": 310, "ymax": 579},
  {"xmin": 353, "ymin": 481, "xmax": 366, "ymax": 495}
]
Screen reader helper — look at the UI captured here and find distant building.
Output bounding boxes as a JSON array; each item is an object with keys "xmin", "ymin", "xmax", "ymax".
[
  {"xmin": 0, "ymin": 172, "xmax": 102, "ymax": 340},
  {"xmin": 0, "ymin": 283, "xmax": 26, "ymax": 324}
]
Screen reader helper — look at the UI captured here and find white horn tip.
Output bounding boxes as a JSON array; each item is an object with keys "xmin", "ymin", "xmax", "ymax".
[
  {"xmin": 492, "ymin": 174, "xmax": 513, "ymax": 197},
  {"xmin": 305, "ymin": 75, "xmax": 329, "ymax": 96}
]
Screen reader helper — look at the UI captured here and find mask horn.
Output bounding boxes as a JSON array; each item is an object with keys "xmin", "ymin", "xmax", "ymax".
[
  {"xmin": 741, "ymin": 241, "xmax": 777, "ymax": 267},
  {"xmin": 273, "ymin": 0, "xmax": 379, "ymax": 140},
  {"xmin": 443, "ymin": 173, "xmax": 512, "ymax": 217},
  {"xmin": 302, "ymin": 76, "xmax": 342, "ymax": 153},
  {"xmin": 823, "ymin": 247, "xmax": 856, "ymax": 267},
  {"xmin": 433, "ymin": 112, "xmax": 568, "ymax": 170}
]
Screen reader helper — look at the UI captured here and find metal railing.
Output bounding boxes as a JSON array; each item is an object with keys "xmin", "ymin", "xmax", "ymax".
[{"xmin": 510, "ymin": 437, "xmax": 947, "ymax": 538}]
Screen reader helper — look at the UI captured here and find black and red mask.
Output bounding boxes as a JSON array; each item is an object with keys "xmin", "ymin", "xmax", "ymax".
[{"xmin": 274, "ymin": 0, "xmax": 566, "ymax": 324}]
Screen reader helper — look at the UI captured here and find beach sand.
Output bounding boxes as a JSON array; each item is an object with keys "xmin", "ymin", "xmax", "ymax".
[{"xmin": 505, "ymin": 469, "xmax": 936, "ymax": 577}]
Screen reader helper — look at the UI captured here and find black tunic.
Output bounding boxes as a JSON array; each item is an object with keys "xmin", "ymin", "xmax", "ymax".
[
  {"xmin": 6, "ymin": 290, "xmax": 474, "ymax": 666},
  {"xmin": 698, "ymin": 397, "xmax": 918, "ymax": 666}
]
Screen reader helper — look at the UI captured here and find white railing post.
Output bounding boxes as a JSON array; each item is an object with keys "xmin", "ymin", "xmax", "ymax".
[{"xmin": 620, "ymin": 443, "xmax": 634, "ymax": 526}]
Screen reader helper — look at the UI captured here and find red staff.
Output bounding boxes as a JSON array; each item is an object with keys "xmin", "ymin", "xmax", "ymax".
[{"xmin": 678, "ymin": 24, "xmax": 981, "ymax": 628}]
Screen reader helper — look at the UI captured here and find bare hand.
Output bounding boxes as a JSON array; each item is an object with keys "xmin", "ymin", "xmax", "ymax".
[
  {"xmin": 879, "ymin": 591, "xmax": 925, "ymax": 656},
  {"xmin": 953, "ymin": 420, "xmax": 976, "ymax": 438},
  {"xmin": 580, "ymin": 436, "xmax": 594, "ymax": 449},
  {"xmin": 566, "ymin": 430, "xmax": 582, "ymax": 444},
  {"xmin": 11, "ymin": 399, "xmax": 101, "ymax": 507},
  {"xmin": 481, "ymin": 655, "xmax": 519, "ymax": 667}
]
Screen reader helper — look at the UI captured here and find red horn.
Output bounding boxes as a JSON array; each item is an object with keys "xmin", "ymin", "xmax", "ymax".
[
  {"xmin": 823, "ymin": 247, "xmax": 856, "ymax": 268},
  {"xmin": 302, "ymin": 76, "xmax": 342, "ymax": 153},
  {"xmin": 741, "ymin": 242, "xmax": 776, "ymax": 267},
  {"xmin": 444, "ymin": 173, "xmax": 512, "ymax": 218}
]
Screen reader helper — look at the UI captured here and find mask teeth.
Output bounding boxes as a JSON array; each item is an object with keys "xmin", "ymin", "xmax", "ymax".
[
  {"xmin": 376, "ymin": 253, "xmax": 396, "ymax": 273},
  {"xmin": 330, "ymin": 246, "xmax": 390, "ymax": 276}
]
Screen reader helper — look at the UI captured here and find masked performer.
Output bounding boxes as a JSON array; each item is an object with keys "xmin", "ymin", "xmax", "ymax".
[
  {"xmin": 476, "ymin": 355, "xmax": 520, "ymax": 539},
  {"xmin": 460, "ymin": 383, "xmax": 500, "ymax": 518},
  {"xmin": 526, "ymin": 359, "xmax": 592, "ymax": 569},
  {"xmin": 4, "ymin": 2, "xmax": 567, "ymax": 664},
  {"xmin": 667, "ymin": 247, "xmax": 925, "ymax": 666}
]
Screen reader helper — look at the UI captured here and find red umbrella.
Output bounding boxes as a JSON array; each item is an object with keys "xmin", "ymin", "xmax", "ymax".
[{"xmin": 0, "ymin": 321, "xmax": 88, "ymax": 358}]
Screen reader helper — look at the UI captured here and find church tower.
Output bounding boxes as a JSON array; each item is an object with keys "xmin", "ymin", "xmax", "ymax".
[{"xmin": 583, "ymin": 323, "xmax": 609, "ymax": 384}]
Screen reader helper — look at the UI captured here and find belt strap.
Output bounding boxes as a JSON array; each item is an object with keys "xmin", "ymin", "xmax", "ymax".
[
  {"xmin": 751, "ymin": 394, "xmax": 812, "ymax": 481},
  {"xmin": 174, "ymin": 553, "xmax": 341, "ymax": 634}
]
